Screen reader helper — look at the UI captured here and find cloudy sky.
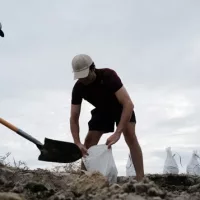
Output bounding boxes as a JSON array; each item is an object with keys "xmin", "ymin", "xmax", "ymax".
[{"xmin": 0, "ymin": 0, "xmax": 200, "ymax": 176}]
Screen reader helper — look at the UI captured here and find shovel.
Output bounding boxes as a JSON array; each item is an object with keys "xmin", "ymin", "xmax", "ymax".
[
  {"xmin": 0, "ymin": 22, "xmax": 4, "ymax": 37},
  {"xmin": 0, "ymin": 118, "xmax": 82, "ymax": 163}
]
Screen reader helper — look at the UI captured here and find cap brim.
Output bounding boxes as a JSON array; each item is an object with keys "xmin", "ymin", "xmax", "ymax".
[
  {"xmin": 74, "ymin": 67, "xmax": 90, "ymax": 80},
  {"xmin": 0, "ymin": 30, "xmax": 4, "ymax": 37}
]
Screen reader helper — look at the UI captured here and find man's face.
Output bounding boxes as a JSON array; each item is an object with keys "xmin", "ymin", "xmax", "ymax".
[{"xmin": 79, "ymin": 70, "xmax": 96, "ymax": 85}]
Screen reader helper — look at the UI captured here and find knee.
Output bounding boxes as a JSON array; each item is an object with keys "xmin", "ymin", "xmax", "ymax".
[
  {"xmin": 84, "ymin": 131, "xmax": 103, "ymax": 149},
  {"xmin": 124, "ymin": 131, "xmax": 137, "ymax": 146}
]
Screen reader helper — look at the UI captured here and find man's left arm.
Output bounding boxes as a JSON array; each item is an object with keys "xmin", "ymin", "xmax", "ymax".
[
  {"xmin": 105, "ymin": 69, "xmax": 134, "ymax": 147},
  {"xmin": 106, "ymin": 86, "xmax": 134, "ymax": 148},
  {"xmin": 114, "ymin": 86, "xmax": 134, "ymax": 135}
]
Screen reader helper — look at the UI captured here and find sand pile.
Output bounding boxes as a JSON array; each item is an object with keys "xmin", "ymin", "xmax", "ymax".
[{"xmin": 1, "ymin": 162, "xmax": 200, "ymax": 200}]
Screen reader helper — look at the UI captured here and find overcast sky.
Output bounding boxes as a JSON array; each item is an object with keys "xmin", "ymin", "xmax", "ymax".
[{"xmin": 0, "ymin": 0, "xmax": 200, "ymax": 175}]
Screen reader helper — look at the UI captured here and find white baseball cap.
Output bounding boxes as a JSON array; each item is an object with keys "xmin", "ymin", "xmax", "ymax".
[{"xmin": 72, "ymin": 54, "xmax": 93, "ymax": 80}]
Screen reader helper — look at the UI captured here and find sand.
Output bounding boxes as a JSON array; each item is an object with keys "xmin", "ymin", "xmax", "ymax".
[{"xmin": 0, "ymin": 163, "xmax": 200, "ymax": 200}]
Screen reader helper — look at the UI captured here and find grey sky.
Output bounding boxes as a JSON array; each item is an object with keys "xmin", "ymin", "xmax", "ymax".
[{"xmin": 1, "ymin": 0, "xmax": 200, "ymax": 175}]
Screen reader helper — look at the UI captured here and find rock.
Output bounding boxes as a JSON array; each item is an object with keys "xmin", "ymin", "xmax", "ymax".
[
  {"xmin": 148, "ymin": 187, "xmax": 159, "ymax": 196},
  {"xmin": 196, "ymin": 177, "xmax": 200, "ymax": 184},
  {"xmin": 126, "ymin": 194, "xmax": 145, "ymax": 200},
  {"xmin": 49, "ymin": 190, "xmax": 74, "ymax": 200},
  {"xmin": 44, "ymin": 189, "xmax": 55, "ymax": 198},
  {"xmin": 176, "ymin": 185, "xmax": 185, "ymax": 191},
  {"xmin": 148, "ymin": 187, "xmax": 166, "ymax": 198},
  {"xmin": 188, "ymin": 193, "xmax": 200, "ymax": 200},
  {"xmin": 188, "ymin": 183, "xmax": 200, "ymax": 193},
  {"xmin": 174, "ymin": 196, "xmax": 189, "ymax": 200},
  {"xmin": 109, "ymin": 183, "xmax": 121, "ymax": 191},
  {"xmin": 121, "ymin": 182, "xmax": 135, "ymax": 193},
  {"xmin": 185, "ymin": 177, "xmax": 195, "ymax": 186},
  {"xmin": 0, "ymin": 192, "xmax": 23, "ymax": 200},
  {"xmin": 0, "ymin": 167, "xmax": 15, "ymax": 176},
  {"xmin": 11, "ymin": 185, "xmax": 23, "ymax": 193},
  {"xmin": 117, "ymin": 176, "xmax": 130, "ymax": 184},
  {"xmin": 152, "ymin": 197, "xmax": 162, "ymax": 200},
  {"xmin": 0, "ymin": 177, "xmax": 6, "ymax": 185},
  {"xmin": 142, "ymin": 177, "xmax": 151, "ymax": 183},
  {"xmin": 11, "ymin": 182, "xmax": 24, "ymax": 193},
  {"xmin": 0, "ymin": 167, "xmax": 15, "ymax": 185},
  {"xmin": 134, "ymin": 183, "xmax": 149, "ymax": 194},
  {"xmin": 24, "ymin": 181, "xmax": 48, "ymax": 192},
  {"xmin": 117, "ymin": 193, "xmax": 128, "ymax": 199},
  {"xmin": 4, "ymin": 181, "xmax": 15, "ymax": 188}
]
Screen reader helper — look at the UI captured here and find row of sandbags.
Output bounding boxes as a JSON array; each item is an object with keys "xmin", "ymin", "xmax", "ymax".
[
  {"xmin": 127, "ymin": 147, "xmax": 200, "ymax": 176},
  {"xmin": 163, "ymin": 147, "xmax": 200, "ymax": 175}
]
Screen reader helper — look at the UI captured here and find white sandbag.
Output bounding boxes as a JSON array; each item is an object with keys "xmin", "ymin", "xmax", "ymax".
[
  {"xmin": 186, "ymin": 150, "xmax": 200, "ymax": 176},
  {"xmin": 126, "ymin": 153, "xmax": 136, "ymax": 177},
  {"xmin": 82, "ymin": 144, "xmax": 118, "ymax": 184},
  {"xmin": 163, "ymin": 147, "xmax": 179, "ymax": 174}
]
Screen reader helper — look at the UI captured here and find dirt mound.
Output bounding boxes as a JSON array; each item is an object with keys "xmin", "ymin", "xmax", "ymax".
[{"xmin": 1, "ymin": 163, "xmax": 200, "ymax": 200}]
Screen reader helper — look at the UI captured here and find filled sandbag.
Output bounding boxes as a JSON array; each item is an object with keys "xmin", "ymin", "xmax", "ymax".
[
  {"xmin": 186, "ymin": 150, "xmax": 200, "ymax": 176},
  {"xmin": 163, "ymin": 147, "xmax": 179, "ymax": 174},
  {"xmin": 126, "ymin": 153, "xmax": 136, "ymax": 177},
  {"xmin": 82, "ymin": 144, "xmax": 118, "ymax": 184}
]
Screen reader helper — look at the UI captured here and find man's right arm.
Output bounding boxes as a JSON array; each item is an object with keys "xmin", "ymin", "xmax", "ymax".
[
  {"xmin": 70, "ymin": 104, "xmax": 88, "ymax": 156},
  {"xmin": 70, "ymin": 104, "xmax": 81, "ymax": 145}
]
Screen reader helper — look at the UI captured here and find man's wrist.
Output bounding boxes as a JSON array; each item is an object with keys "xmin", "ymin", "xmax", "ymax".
[{"xmin": 115, "ymin": 130, "xmax": 122, "ymax": 136}]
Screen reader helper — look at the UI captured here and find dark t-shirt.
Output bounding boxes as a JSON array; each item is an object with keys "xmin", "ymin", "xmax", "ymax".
[{"xmin": 71, "ymin": 68, "xmax": 123, "ymax": 113}]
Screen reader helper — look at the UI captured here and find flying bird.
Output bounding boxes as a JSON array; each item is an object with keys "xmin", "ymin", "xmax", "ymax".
[{"xmin": 0, "ymin": 22, "xmax": 5, "ymax": 37}]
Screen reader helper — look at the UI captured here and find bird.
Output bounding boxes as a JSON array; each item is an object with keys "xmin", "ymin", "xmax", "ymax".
[{"xmin": 0, "ymin": 22, "xmax": 5, "ymax": 37}]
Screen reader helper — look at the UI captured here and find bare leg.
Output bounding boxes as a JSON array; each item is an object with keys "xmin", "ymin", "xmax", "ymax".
[
  {"xmin": 81, "ymin": 130, "xmax": 103, "ymax": 170},
  {"xmin": 123, "ymin": 122, "xmax": 144, "ymax": 181}
]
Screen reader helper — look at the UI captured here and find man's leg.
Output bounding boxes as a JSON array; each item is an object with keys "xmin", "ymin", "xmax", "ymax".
[
  {"xmin": 84, "ymin": 130, "xmax": 103, "ymax": 148},
  {"xmin": 123, "ymin": 122, "xmax": 144, "ymax": 181},
  {"xmin": 81, "ymin": 130, "xmax": 103, "ymax": 170}
]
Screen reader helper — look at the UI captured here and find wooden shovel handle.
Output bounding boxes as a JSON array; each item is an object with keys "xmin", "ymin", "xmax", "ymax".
[
  {"xmin": 0, "ymin": 117, "xmax": 43, "ymax": 146},
  {"xmin": 0, "ymin": 118, "xmax": 18, "ymax": 132}
]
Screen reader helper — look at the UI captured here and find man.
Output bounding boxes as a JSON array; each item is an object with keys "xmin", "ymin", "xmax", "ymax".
[{"xmin": 70, "ymin": 54, "xmax": 144, "ymax": 181}]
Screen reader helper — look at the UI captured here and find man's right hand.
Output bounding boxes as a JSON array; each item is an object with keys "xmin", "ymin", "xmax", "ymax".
[{"xmin": 76, "ymin": 142, "xmax": 89, "ymax": 157}]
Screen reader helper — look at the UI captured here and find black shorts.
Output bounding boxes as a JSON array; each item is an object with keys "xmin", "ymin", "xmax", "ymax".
[{"xmin": 88, "ymin": 108, "xmax": 136, "ymax": 133}]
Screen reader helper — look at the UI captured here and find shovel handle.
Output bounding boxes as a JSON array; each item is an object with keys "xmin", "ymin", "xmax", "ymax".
[
  {"xmin": 0, "ymin": 118, "xmax": 18, "ymax": 132},
  {"xmin": 0, "ymin": 117, "xmax": 43, "ymax": 146}
]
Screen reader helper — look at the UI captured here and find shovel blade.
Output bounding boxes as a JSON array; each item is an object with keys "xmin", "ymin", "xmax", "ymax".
[{"xmin": 38, "ymin": 138, "xmax": 82, "ymax": 163}]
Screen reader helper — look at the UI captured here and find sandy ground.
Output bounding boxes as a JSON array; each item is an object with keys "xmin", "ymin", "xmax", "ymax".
[{"xmin": 0, "ymin": 162, "xmax": 200, "ymax": 200}]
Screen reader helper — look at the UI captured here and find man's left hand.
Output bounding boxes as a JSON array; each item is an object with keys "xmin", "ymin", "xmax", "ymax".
[{"xmin": 106, "ymin": 132, "xmax": 121, "ymax": 149}]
